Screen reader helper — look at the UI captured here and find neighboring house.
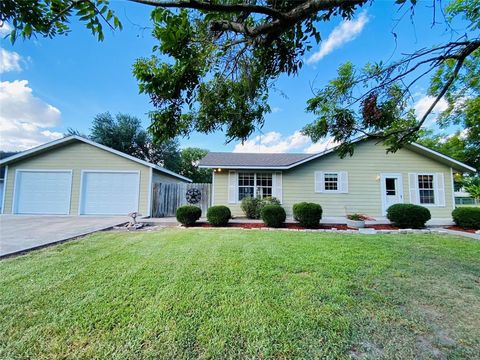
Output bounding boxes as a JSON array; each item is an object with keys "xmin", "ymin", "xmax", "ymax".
[
  {"xmin": 199, "ymin": 139, "xmax": 476, "ymax": 221},
  {"xmin": 454, "ymin": 188, "xmax": 480, "ymax": 206},
  {"xmin": 0, "ymin": 136, "xmax": 190, "ymax": 216}
]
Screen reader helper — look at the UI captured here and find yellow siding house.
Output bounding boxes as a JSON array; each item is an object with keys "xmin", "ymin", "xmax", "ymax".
[{"xmin": 199, "ymin": 139, "xmax": 476, "ymax": 223}]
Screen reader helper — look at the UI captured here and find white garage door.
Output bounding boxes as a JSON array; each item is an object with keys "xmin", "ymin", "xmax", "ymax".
[
  {"xmin": 80, "ymin": 171, "xmax": 140, "ymax": 215},
  {"xmin": 14, "ymin": 170, "xmax": 72, "ymax": 214}
]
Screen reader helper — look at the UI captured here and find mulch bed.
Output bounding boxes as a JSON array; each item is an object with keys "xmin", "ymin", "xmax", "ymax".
[
  {"xmin": 446, "ymin": 226, "xmax": 478, "ymax": 234},
  {"xmin": 189, "ymin": 222, "xmax": 399, "ymax": 231}
]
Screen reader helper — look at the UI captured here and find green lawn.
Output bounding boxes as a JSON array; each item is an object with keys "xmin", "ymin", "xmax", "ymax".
[{"xmin": 1, "ymin": 229, "xmax": 479, "ymax": 359}]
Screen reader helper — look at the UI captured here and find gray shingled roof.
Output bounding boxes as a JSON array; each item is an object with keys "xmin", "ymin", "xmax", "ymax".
[{"xmin": 199, "ymin": 152, "xmax": 314, "ymax": 168}]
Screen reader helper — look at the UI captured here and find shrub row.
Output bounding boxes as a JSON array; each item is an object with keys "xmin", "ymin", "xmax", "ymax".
[
  {"xmin": 386, "ymin": 204, "xmax": 480, "ymax": 229},
  {"xmin": 176, "ymin": 205, "xmax": 231, "ymax": 227},
  {"xmin": 178, "ymin": 202, "xmax": 479, "ymax": 230}
]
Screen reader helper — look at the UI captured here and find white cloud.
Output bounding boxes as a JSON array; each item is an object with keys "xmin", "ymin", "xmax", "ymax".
[
  {"xmin": 234, "ymin": 131, "xmax": 310, "ymax": 153},
  {"xmin": 304, "ymin": 137, "xmax": 339, "ymax": 154},
  {"xmin": 413, "ymin": 95, "xmax": 449, "ymax": 126},
  {"xmin": 233, "ymin": 130, "xmax": 337, "ymax": 154},
  {"xmin": 307, "ymin": 11, "xmax": 369, "ymax": 64},
  {"xmin": 271, "ymin": 107, "xmax": 282, "ymax": 113},
  {"xmin": 0, "ymin": 80, "xmax": 63, "ymax": 151},
  {"xmin": 0, "ymin": 22, "xmax": 11, "ymax": 36},
  {"xmin": 0, "ymin": 48, "xmax": 22, "ymax": 73}
]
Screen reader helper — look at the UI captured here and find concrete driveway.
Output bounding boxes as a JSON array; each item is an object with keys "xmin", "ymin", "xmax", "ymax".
[{"xmin": 0, "ymin": 215, "xmax": 127, "ymax": 257}]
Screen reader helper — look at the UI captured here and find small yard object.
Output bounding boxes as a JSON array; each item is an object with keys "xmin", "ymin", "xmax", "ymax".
[
  {"xmin": 186, "ymin": 188, "xmax": 202, "ymax": 204},
  {"xmin": 261, "ymin": 205, "xmax": 286, "ymax": 228},
  {"xmin": 207, "ymin": 206, "xmax": 231, "ymax": 226},
  {"xmin": 176, "ymin": 205, "xmax": 202, "ymax": 226},
  {"xmin": 386, "ymin": 204, "xmax": 431, "ymax": 228},
  {"xmin": 452, "ymin": 207, "xmax": 480, "ymax": 229},
  {"xmin": 292, "ymin": 202, "xmax": 323, "ymax": 228},
  {"xmin": 126, "ymin": 212, "xmax": 144, "ymax": 230}
]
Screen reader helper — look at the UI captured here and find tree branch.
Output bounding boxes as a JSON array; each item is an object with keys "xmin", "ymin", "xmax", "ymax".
[
  {"xmin": 130, "ymin": 0, "xmax": 366, "ymax": 42},
  {"xmin": 129, "ymin": 0, "xmax": 285, "ymax": 19}
]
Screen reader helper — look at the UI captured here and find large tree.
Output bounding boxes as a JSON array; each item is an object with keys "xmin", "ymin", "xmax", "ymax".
[
  {"xmin": 89, "ymin": 112, "xmax": 182, "ymax": 172},
  {"xmin": 178, "ymin": 147, "xmax": 212, "ymax": 183},
  {"xmin": 3, "ymin": 0, "xmax": 479, "ymax": 158}
]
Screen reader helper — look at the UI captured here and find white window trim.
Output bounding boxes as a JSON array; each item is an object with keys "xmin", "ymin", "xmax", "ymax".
[
  {"xmin": 315, "ymin": 171, "xmax": 348, "ymax": 194},
  {"xmin": 415, "ymin": 173, "xmax": 444, "ymax": 207},
  {"xmin": 237, "ymin": 172, "xmax": 273, "ymax": 201}
]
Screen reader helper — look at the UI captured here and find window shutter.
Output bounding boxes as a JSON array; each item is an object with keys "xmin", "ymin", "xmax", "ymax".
[
  {"xmin": 228, "ymin": 171, "xmax": 238, "ymax": 204},
  {"xmin": 339, "ymin": 171, "xmax": 348, "ymax": 193},
  {"xmin": 435, "ymin": 172, "xmax": 445, "ymax": 206},
  {"xmin": 273, "ymin": 172, "xmax": 283, "ymax": 203},
  {"xmin": 314, "ymin": 171, "xmax": 323, "ymax": 193},
  {"xmin": 408, "ymin": 173, "xmax": 418, "ymax": 204}
]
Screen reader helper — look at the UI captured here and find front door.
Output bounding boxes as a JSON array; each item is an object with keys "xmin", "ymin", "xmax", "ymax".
[{"xmin": 381, "ymin": 173, "xmax": 403, "ymax": 215}]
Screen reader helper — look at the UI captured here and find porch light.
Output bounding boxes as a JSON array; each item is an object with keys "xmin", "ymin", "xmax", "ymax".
[
  {"xmin": 217, "ymin": 168, "xmax": 222, "ymax": 172},
  {"xmin": 375, "ymin": 175, "xmax": 380, "ymax": 181}
]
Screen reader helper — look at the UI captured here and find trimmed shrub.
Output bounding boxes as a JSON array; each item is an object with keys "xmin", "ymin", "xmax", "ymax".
[
  {"xmin": 292, "ymin": 202, "xmax": 323, "ymax": 228},
  {"xmin": 176, "ymin": 205, "xmax": 202, "ymax": 226},
  {"xmin": 261, "ymin": 205, "xmax": 286, "ymax": 228},
  {"xmin": 386, "ymin": 204, "xmax": 431, "ymax": 228},
  {"xmin": 241, "ymin": 196, "xmax": 281, "ymax": 219},
  {"xmin": 240, "ymin": 197, "xmax": 260, "ymax": 219},
  {"xmin": 207, "ymin": 206, "xmax": 231, "ymax": 227},
  {"xmin": 452, "ymin": 207, "xmax": 480, "ymax": 229},
  {"xmin": 258, "ymin": 197, "xmax": 281, "ymax": 217}
]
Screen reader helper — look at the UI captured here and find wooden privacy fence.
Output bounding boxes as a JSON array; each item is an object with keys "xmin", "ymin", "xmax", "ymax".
[{"xmin": 152, "ymin": 183, "xmax": 212, "ymax": 217}]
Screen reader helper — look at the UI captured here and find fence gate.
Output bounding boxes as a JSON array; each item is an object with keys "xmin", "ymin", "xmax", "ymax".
[{"xmin": 152, "ymin": 183, "xmax": 211, "ymax": 217}]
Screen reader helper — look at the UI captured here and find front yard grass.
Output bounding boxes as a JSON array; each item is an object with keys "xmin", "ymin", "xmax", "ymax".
[{"xmin": 1, "ymin": 229, "xmax": 479, "ymax": 359}]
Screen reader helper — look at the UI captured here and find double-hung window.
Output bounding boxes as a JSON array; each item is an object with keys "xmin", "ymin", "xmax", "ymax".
[
  {"xmin": 238, "ymin": 172, "xmax": 255, "ymax": 201},
  {"xmin": 256, "ymin": 173, "xmax": 272, "ymax": 198},
  {"xmin": 323, "ymin": 173, "xmax": 339, "ymax": 191},
  {"xmin": 418, "ymin": 174, "xmax": 435, "ymax": 204},
  {"xmin": 315, "ymin": 171, "xmax": 348, "ymax": 193},
  {"xmin": 408, "ymin": 172, "xmax": 445, "ymax": 207},
  {"xmin": 238, "ymin": 172, "xmax": 272, "ymax": 201}
]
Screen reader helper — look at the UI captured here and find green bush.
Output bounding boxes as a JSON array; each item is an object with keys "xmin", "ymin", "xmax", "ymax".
[
  {"xmin": 386, "ymin": 204, "xmax": 431, "ymax": 229},
  {"xmin": 240, "ymin": 197, "xmax": 261, "ymax": 219},
  {"xmin": 452, "ymin": 207, "xmax": 480, "ymax": 229},
  {"xmin": 207, "ymin": 206, "xmax": 231, "ymax": 227},
  {"xmin": 261, "ymin": 205, "xmax": 286, "ymax": 228},
  {"xmin": 176, "ymin": 205, "xmax": 202, "ymax": 226},
  {"xmin": 241, "ymin": 196, "xmax": 280, "ymax": 219},
  {"xmin": 292, "ymin": 202, "xmax": 323, "ymax": 228}
]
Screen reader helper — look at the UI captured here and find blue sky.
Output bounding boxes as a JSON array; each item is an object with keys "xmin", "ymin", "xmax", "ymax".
[{"xmin": 0, "ymin": 1, "xmax": 465, "ymax": 153}]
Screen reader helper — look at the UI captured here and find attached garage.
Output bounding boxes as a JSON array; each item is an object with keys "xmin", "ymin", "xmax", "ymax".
[
  {"xmin": 0, "ymin": 136, "xmax": 191, "ymax": 216},
  {"xmin": 80, "ymin": 171, "xmax": 140, "ymax": 215},
  {"xmin": 13, "ymin": 170, "xmax": 72, "ymax": 214}
]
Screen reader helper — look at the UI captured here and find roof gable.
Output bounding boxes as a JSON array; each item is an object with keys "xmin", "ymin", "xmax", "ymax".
[{"xmin": 0, "ymin": 136, "xmax": 192, "ymax": 182}]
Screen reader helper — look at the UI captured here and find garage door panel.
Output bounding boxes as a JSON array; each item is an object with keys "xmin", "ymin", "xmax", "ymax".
[
  {"xmin": 80, "ymin": 171, "xmax": 140, "ymax": 215},
  {"xmin": 15, "ymin": 171, "xmax": 72, "ymax": 214}
]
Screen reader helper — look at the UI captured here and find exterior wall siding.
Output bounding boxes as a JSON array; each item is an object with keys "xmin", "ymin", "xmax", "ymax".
[
  {"xmin": 152, "ymin": 170, "xmax": 182, "ymax": 184},
  {"xmin": 212, "ymin": 141, "xmax": 454, "ymax": 219},
  {"xmin": 4, "ymin": 142, "xmax": 152, "ymax": 215}
]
